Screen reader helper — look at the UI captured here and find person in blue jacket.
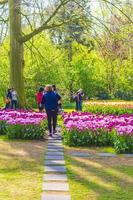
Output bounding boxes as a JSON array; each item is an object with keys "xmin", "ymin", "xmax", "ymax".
[{"xmin": 42, "ymin": 85, "xmax": 61, "ymax": 137}]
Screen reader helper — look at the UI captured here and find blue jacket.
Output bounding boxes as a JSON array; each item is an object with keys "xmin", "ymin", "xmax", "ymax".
[{"xmin": 42, "ymin": 91, "xmax": 60, "ymax": 111}]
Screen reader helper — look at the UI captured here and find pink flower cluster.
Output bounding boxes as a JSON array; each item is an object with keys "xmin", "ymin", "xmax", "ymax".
[
  {"xmin": 63, "ymin": 112, "xmax": 133, "ymax": 136},
  {"xmin": 0, "ymin": 109, "xmax": 47, "ymax": 125}
]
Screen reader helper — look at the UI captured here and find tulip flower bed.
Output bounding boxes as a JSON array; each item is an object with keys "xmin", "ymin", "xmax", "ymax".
[
  {"xmin": 0, "ymin": 110, "xmax": 47, "ymax": 139},
  {"xmin": 84, "ymin": 101, "xmax": 133, "ymax": 114},
  {"xmin": 62, "ymin": 112, "xmax": 133, "ymax": 153}
]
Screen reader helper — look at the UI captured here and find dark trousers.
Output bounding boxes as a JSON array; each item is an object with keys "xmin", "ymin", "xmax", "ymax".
[
  {"xmin": 46, "ymin": 109, "xmax": 58, "ymax": 133},
  {"xmin": 11, "ymin": 100, "xmax": 17, "ymax": 109},
  {"xmin": 76, "ymin": 101, "xmax": 82, "ymax": 111},
  {"xmin": 5, "ymin": 103, "xmax": 10, "ymax": 109},
  {"xmin": 38, "ymin": 104, "xmax": 43, "ymax": 112}
]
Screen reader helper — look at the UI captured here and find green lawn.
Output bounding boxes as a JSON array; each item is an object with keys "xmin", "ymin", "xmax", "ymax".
[
  {"xmin": 0, "ymin": 136, "xmax": 47, "ymax": 200},
  {"xmin": 0, "ymin": 135, "xmax": 133, "ymax": 200},
  {"xmin": 65, "ymin": 147, "xmax": 133, "ymax": 200}
]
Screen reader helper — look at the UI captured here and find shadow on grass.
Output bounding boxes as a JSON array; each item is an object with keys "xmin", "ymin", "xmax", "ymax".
[
  {"xmin": 65, "ymin": 155, "xmax": 133, "ymax": 200},
  {"xmin": 0, "ymin": 139, "xmax": 48, "ymax": 174}
]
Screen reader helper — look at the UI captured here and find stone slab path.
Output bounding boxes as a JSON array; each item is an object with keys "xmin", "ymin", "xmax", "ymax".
[
  {"xmin": 42, "ymin": 132, "xmax": 71, "ymax": 200},
  {"xmin": 69, "ymin": 152, "xmax": 133, "ymax": 158}
]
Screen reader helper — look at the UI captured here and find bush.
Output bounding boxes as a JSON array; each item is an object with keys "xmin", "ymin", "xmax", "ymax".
[
  {"xmin": 0, "ymin": 121, "xmax": 7, "ymax": 135},
  {"xmin": 63, "ymin": 128, "xmax": 114, "ymax": 147},
  {"xmin": 63, "ymin": 127, "xmax": 133, "ymax": 153},
  {"xmin": 6, "ymin": 121, "xmax": 47, "ymax": 139},
  {"xmin": 113, "ymin": 134, "xmax": 133, "ymax": 153}
]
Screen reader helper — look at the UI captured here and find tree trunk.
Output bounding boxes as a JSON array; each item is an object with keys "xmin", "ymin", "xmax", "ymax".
[
  {"xmin": 9, "ymin": 0, "xmax": 25, "ymax": 108},
  {"xmin": 68, "ymin": 41, "xmax": 73, "ymax": 102}
]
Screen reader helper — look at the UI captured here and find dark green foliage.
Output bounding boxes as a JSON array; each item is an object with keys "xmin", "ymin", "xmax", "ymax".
[
  {"xmin": 113, "ymin": 135, "xmax": 133, "ymax": 153},
  {"xmin": 6, "ymin": 122, "xmax": 47, "ymax": 139},
  {"xmin": 63, "ymin": 128, "xmax": 133, "ymax": 153},
  {"xmin": 63, "ymin": 128, "xmax": 114, "ymax": 147},
  {"xmin": 0, "ymin": 121, "xmax": 7, "ymax": 135},
  {"xmin": 0, "ymin": 35, "xmax": 133, "ymax": 107}
]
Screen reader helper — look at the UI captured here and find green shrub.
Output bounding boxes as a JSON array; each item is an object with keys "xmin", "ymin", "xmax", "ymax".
[
  {"xmin": 113, "ymin": 135, "xmax": 133, "ymax": 153},
  {"xmin": 6, "ymin": 121, "xmax": 47, "ymax": 139},
  {"xmin": 0, "ymin": 121, "xmax": 7, "ymax": 135},
  {"xmin": 63, "ymin": 128, "xmax": 133, "ymax": 153},
  {"xmin": 63, "ymin": 127, "xmax": 113, "ymax": 147}
]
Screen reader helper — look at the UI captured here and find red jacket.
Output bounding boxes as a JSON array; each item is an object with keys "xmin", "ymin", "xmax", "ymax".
[{"xmin": 36, "ymin": 92, "xmax": 43, "ymax": 104}]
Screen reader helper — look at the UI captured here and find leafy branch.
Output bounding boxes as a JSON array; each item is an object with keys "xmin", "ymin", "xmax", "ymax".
[{"xmin": 0, "ymin": 0, "xmax": 8, "ymax": 5}]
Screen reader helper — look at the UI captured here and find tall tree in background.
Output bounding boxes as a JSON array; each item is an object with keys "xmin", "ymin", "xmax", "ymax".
[
  {"xmin": 0, "ymin": 0, "xmax": 133, "ymax": 106},
  {"xmin": 50, "ymin": 0, "xmax": 93, "ymax": 100},
  {"xmin": 1, "ymin": 0, "xmax": 82, "ymax": 107},
  {"xmin": 9, "ymin": 0, "xmax": 25, "ymax": 106}
]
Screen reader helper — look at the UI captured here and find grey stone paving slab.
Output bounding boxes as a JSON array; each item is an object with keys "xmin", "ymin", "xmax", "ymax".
[
  {"xmin": 47, "ymin": 148, "xmax": 64, "ymax": 152},
  {"xmin": 98, "ymin": 153, "xmax": 117, "ymax": 157},
  {"xmin": 48, "ymin": 134, "xmax": 62, "ymax": 138},
  {"xmin": 47, "ymin": 145, "xmax": 63, "ymax": 149},
  {"xmin": 48, "ymin": 143, "xmax": 62, "ymax": 145},
  {"xmin": 48, "ymin": 145, "xmax": 63, "ymax": 148},
  {"xmin": 71, "ymin": 152, "xmax": 91, "ymax": 157},
  {"xmin": 48, "ymin": 136, "xmax": 62, "ymax": 139},
  {"xmin": 45, "ymin": 155, "xmax": 64, "ymax": 160},
  {"xmin": 48, "ymin": 143, "xmax": 63, "ymax": 146},
  {"xmin": 43, "ymin": 182, "xmax": 69, "ymax": 191},
  {"xmin": 48, "ymin": 144, "xmax": 62, "ymax": 147},
  {"xmin": 48, "ymin": 137, "xmax": 62, "ymax": 141},
  {"xmin": 49, "ymin": 139, "xmax": 62, "ymax": 142},
  {"xmin": 44, "ymin": 173, "xmax": 67, "ymax": 181},
  {"xmin": 45, "ymin": 160, "xmax": 65, "ymax": 166},
  {"xmin": 47, "ymin": 147, "xmax": 64, "ymax": 151},
  {"xmin": 42, "ymin": 193, "xmax": 70, "ymax": 200},
  {"xmin": 47, "ymin": 144, "xmax": 62, "ymax": 146},
  {"xmin": 45, "ymin": 166, "xmax": 66, "ymax": 173},
  {"xmin": 46, "ymin": 152, "xmax": 64, "ymax": 156},
  {"xmin": 48, "ymin": 141, "xmax": 62, "ymax": 143},
  {"xmin": 124, "ymin": 154, "xmax": 133, "ymax": 158},
  {"xmin": 48, "ymin": 140, "xmax": 62, "ymax": 143},
  {"xmin": 47, "ymin": 149, "xmax": 64, "ymax": 153}
]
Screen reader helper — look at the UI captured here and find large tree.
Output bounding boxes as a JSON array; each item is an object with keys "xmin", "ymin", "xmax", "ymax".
[
  {"xmin": 2, "ymin": 0, "xmax": 81, "ymax": 107},
  {"xmin": 50, "ymin": 0, "xmax": 93, "ymax": 100},
  {"xmin": 0, "ymin": 0, "xmax": 132, "ymax": 106}
]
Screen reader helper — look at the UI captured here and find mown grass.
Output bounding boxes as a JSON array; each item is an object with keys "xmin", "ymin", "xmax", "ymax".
[
  {"xmin": 0, "ymin": 138, "xmax": 47, "ymax": 200},
  {"xmin": 65, "ymin": 146, "xmax": 116, "ymax": 154},
  {"xmin": 65, "ymin": 147, "xmax": 133, "ymax": 200}
]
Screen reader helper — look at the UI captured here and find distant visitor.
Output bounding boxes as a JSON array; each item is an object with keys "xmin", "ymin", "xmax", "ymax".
[{"xmin": 74, "ymin": 89, "xmax": 84, "ymax": 111}]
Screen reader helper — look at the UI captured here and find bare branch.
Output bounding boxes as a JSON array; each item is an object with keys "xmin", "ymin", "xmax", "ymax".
[
  {"xmin": 21, "ymin": 19, "xmax": 74, "ymax": 43},
  {"xmin": 21, "ymin": 11, "xmax": 34, "ymax": 31},
  {"xmin": 20, "ymin": 0, "xmax": 70, "ymax": 43},
  {"xmin": 103, "ymin": 0, "xmax": 133, "ymax": 23}
]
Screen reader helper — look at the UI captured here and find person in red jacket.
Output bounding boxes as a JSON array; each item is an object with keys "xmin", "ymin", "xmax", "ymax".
[{"xmin": 36, "ymin": 87, "xmax": 44, "ymax": 112}]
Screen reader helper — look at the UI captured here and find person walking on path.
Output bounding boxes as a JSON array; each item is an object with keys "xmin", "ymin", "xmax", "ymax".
[
  {"xmin": 4, "ymin": 88, "xmax": 12, "ymax": 109},
  {"xmin": 74, "ymin": 89, "xmax": 84, "ymax": 111},
  {"xmin": 52, "ymin": 84, "xmax": 62, "ymax": 112},
  {"xmin": 42, "ymin": 85, "xmax": 61, "ymax": 137},
  {"xmin": 36, "ymin": 87, "xmax": 44, "ymax": 112},
  {"xmin": 11, "ymin": 88, "xmax": 18, "ymax": 109}
]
